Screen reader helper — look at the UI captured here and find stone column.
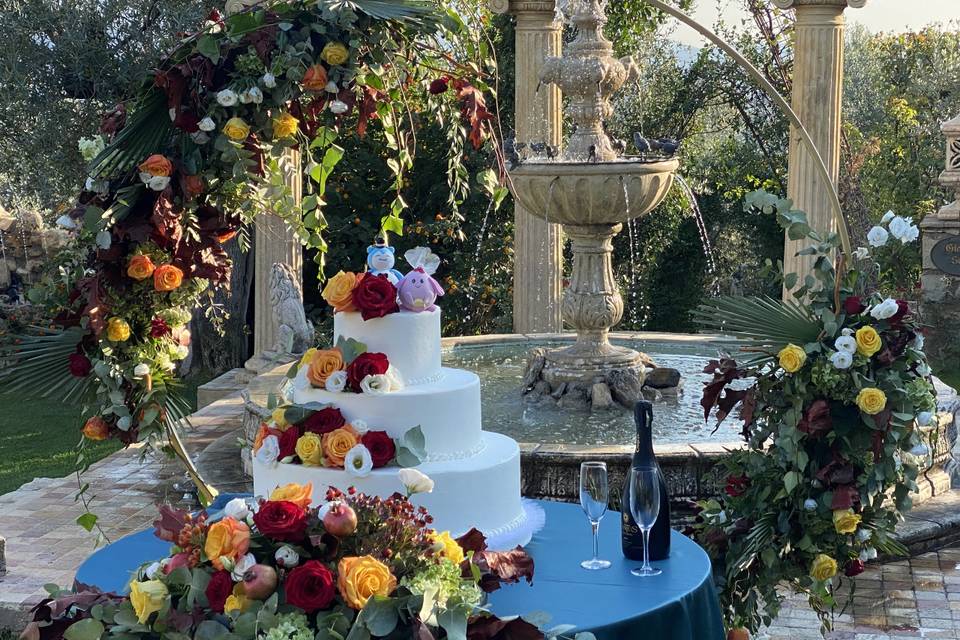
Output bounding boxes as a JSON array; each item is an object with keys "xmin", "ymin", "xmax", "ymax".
[
  {"xmin": 920, "ymin": 114, "xmax": 960, "ymax": 374},
  {"xmin": 252, "ymin": 148, "xmax": 302, "ymax": 359},
  {"xmin": 491, "ymin": 0, "xmax": 563, "ymax": 333},
  {"xmin": 774, "ymin": 0, "xmax": 865, "ymax": 293}
]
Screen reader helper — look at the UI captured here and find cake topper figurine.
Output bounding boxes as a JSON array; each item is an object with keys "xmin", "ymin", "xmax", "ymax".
[
  {"xmin": 397, "ymin": 247, "xmax": 444, "ymax": 313},
  {"xmin": 365, "ymin": 236, "xmax": 403, "ymax": 284}
]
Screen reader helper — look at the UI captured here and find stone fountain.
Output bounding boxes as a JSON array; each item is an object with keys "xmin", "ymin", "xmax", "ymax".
[{"xmin": 509, "ymin": 0, "xmax": 679, "ymax": 409}]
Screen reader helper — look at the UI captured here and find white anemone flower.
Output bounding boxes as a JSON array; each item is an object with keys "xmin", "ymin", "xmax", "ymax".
[
  {"xmin": 274, "ymin": 546, "xmax": 299, "ymax": 568},
  {"xmin": 398, "ymin": 468, "xmax": 434, "ymax": 495},
  {"xmin": 325, "ymin": 370, "xmax": 347, "ymax": 392},
  {"xmin": 360, "ymin": 373, "xmax": 392, "ymax": 395}
]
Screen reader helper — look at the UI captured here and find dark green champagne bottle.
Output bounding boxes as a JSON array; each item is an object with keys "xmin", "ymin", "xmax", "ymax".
[{"xmin": 621, "ymin": 400, "xmax": 671, "ymax": 560}]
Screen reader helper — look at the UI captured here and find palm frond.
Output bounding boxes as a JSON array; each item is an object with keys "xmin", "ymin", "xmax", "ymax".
[
  {"xmin": 693, "ymin": 295, "xmax": 822, "ymax": 362},
  {"xmin": 0, "ymin": 327, "xmax": 95, "ymax": 401},
  {"xmin": 89, "ymin": 90, "xmax": 171, "ymax": 179}
]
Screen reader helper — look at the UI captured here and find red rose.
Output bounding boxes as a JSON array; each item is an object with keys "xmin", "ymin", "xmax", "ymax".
[
  {"xmin": 346, "ymin": 352, "xmax": 390, "ymax": 393},
  {"xmin": 352, "ymin": 273, "xmax": 399, "ymax": 321},
  {"xmin": 724, "ymin": 474, "xmax": 749, "ymax": 498},
  {"xmin": 205, "ymin": 570, "xmax": 233, "ymax": 613},
  {"xmin": 429, "ymin": 78, "xmax": 449, "ymax": 95},
  {"xmin": 842, "ymin": 296, "xmax": 865, "ymax": 316},
  {"xmin": 150, "ymin": 317, "xmax": 171, "ymax": 338},
  {"xmin": 362, "ymin": 431, "xmax": 396, "ymax": 468},
  {"xmin": 889, "ymin": 300, "xmax": 910, "ymax": 326},
  {"xmin": 284, "ymin": 560, "xmax": 335, "ymax": 613},
  {"xmin": 844, "ymin": 559, "xmax": 865, "ymax": 577},
  {"xmin": 302, "ymin": 407, "xmax": 346, "ymax": 435},
  {"xmin": 253, "ymin": 500, "xmax": 307, "ymax": 542},
  {"xmin": 68, "ymin": 353, "xmax": 92, "ymax": 377},
  {"xmin": 277, "ymin": 426, "xmax": 301, "ymax": 460}
]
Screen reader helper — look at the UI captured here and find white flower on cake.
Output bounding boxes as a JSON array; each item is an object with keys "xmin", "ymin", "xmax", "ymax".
[
  {"xmin": 866, "ymin": 225, "xmax": 888, "ymax": 247},
  {"xmin": 325, "ymin": 370, "xmax": 347, "ymax": 393},
  {"xmin": 350, "ymin": 419, "xmax": 369, "ymax": 435},
  {"xmin": 870, "ymin": 298, "xmax": 899, "ymax": 320},
  {"xmin": 223, "ymin": 497, "xmax": 251, "ymax": 521},
  {"xmin": 829, "ymin": 350, "xmax": 853, "ymax": 370},
  {"xmin": 344, "ymin": 444, "xmax": 373, "ymax": 477},
  {"xmin": 256, "ymin": 435, "xmax": 281, "ymax": 467},
  {"xmin": 360, "ymin": 373, "xmax": 392, "ymax": 395},
  {"xmin": 274, "ymin": 545, "xmax": 299, "ymax": 568},
  {"xmin": 399, "ymin": 468, "xmax": 434, "ymax": 495},
  {"xmin": 385, "ymin": 366, "xmax": 404, "ymax": 391}
]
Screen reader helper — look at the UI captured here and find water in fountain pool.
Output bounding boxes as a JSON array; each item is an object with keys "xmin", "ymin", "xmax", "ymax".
[{"xmin": 443, "ymin": 339, "xmax": 747, "ymax": 446}]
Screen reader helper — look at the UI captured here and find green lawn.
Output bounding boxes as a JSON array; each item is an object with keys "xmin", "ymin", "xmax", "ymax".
[{"xmin": 0, "ymin": 377, "xmax": 203, "ymax": 496}]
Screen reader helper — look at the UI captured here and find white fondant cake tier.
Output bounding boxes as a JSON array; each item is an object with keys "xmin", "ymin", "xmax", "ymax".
[
  {"xmin": 253, "ymin": 432, "xmax": 530, "ymax": 546},
  {"xmin": 334, "ymin": 309, "xmax": 442, "ymax": 385},
  {"xmin": 290, "ymin": 366, "xmax": 482, "ymax": 461}
]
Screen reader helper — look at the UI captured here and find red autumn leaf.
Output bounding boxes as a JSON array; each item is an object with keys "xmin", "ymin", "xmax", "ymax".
[
  {"xmin": 473, "ymin": 546, "xmax": 534, "ymax": 593},
  {"xmin": 154, "ymin": 68, "xmax": 187, "ymax": 114},
  {"xmin": 466, "ymin": 615, "xmax": 544, "ymax": 640},
  {"xmin": 454, "ymin": 80, "xmax": 493, "ymax": 150},
  {"xmin": 153, "ymin": 503, "xmax": 191, "ymax": 542},
  {"xmin": 100, "ymin": 103, "xmax": 126, "ymax": 136},
  {"xmin": 356, "ymin": 86, "xmax": 380, "ymax": 138},
  {"xmin": 831, "ymin": 485, "xmax": 860, "ymax": 510},
  {"xmin": 797, "ymin": 399, "xmax": 833, "ymax": 438},
  {"xmin": 151, "ymin": 188, "xmax": 184, "ymax": 250},
  {"xmin": 701, "ymin": 358, "xmax": 749, "ymax": 426},
  {"xmin": 78, "ymin": 276, "xmax": 108, "ymax": 336},
  {"xmin": 455, "ymin": 527, "xmax": 488, "ymax": 555}
]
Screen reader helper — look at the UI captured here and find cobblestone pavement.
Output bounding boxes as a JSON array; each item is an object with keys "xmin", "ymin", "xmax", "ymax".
[{"xmin": 764, "ymin": 547, "xmax": 960, "ymax": 639}]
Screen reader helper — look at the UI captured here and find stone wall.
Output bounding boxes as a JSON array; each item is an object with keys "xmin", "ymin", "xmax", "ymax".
[{"xmin": 0, "ymin": 208, "xmax": 71, "ymax": 290}]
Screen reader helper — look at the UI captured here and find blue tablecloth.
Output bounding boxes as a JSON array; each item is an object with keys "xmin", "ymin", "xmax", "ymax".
[{"xmin": 75, "ymin": 497, "xmax": 724, "ymax": 640}]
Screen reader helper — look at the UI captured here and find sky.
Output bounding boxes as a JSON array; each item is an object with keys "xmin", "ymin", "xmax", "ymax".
[{"xmin": 672, "ymin": 0, "xmax": 960, "ymax": 47}]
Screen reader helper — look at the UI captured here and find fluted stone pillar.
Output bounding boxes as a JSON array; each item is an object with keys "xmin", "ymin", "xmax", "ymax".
[
  {"xmin": 491, "ymin": 0, "xmax": 563, "ymax": 333},
  {"xmin": 774, "ymin": 0, "xmax": 865, "ymax": 294},
  {"xmin": 252, "ymin": 148, "xmax": 302, "ymax": 358}
]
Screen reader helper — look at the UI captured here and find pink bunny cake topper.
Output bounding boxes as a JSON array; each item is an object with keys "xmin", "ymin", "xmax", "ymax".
[{"xmin": 397, "ymin": 247, "xmax": 444, "ymax": 313}]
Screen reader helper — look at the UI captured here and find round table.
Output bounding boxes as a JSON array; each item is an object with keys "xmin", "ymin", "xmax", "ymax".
[{"xmin": 75, "ymin": 497, "xmax": 724, "ymax": 640}]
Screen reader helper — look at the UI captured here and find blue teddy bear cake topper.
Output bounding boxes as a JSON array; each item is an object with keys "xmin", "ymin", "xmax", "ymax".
[
  {"xmin": 366, "ymin": 235, "xmax": 404, "ymax": 285},
  {"xmin": 397, "ymin": 247, "xmax": 444, "ymax": 313}
]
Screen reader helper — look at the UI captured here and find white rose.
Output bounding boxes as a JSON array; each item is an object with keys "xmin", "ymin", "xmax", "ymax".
[
  {"xmin": 866, "ymin": 225, "xmax": 889, "ymax": 247},
  {"xmin": 830, "ymin": 350, "xmax": 853, "ymax": 370},
  {"xmin": 385, "ymin": 366, "xmax": 405, "ymax": 391},
  {"xmin": 216, "ymin": 89, "xmax": 238, "ymax": 106},
  {"xmin": 888, "ymin": 215, "xmax": 911, "ymax": 240},
  {"xmin": 852, "ymin": 247, "xmax": 870, "ymax": 260},
  {"xmin": 231, "ymin": 553, "xmax": 256, "ymax": 581},
  {"xmin": 133, "ymin": 363, "xmax": 150, "ymax": 377},
  {"xmin": 350, "ymin": 419, "xmax": 369, "ymax": 435},
  {"xmin": 240, "ymin": 87, "xmax": 263, "ymax": 104},
  {"xmin": 144, "ymin": 561, "xmax": 162, "ymax": 580},
  {"xmin": 255, "ymin": 435, "xmax": 281, "ymax": 467},
  {"xmin": 834, "ymin": 335, "xmax": 857, "ymax": 354},
  {"xmin": 344, "ymin": 444, "xmax": 373, "ymax": 477},
  {"xmin": 881, "ymin": 210, "xmax": 895, "ymax": 224},
  {"xmin": 329, "ymin": 100, "xmax": 349, "ymax": 115},
  {"xmin": 223, "ymin": 497, "xmax": 251, "ymax": 521},
  {"xmin": 360, "ymin": 373, "xmax": 392, "ymax": 395},
  {"xmin": 262, "ymin": 72, "xmax": 277, "ymax": 88},
  {"xmin": 274, "ymin": 546, "xmax": 299, "ymax": 568},
  {"xmin": 224, "ymin": 0, "xmax": 244, "ymax": 14},
  {"xmin": 147, "ymin": 175, "xmax": 171, "ymax": 191},
  {"xmin": 198, "ymin": 116, "xmax": 216, "ymax": 131},
  {"xmin": 900, "ymin": 223, "xmax": 919, "ymax": 243},
  {"xmin": 325, "ymin": 370, "xmax": 347, "ymax": 393},
  {"xmin": 870, "ymin": 298, "xmax": 899, "ymax": 320},
  {"xmin": 325, "ymin": 81, "xmax": 339, "ymax": 93},
  {"xmin": 190, "ymin": 131, "xmax": 210, "ymax": 145},
  {"xmin": 398, "ymin": 468, "xmax": 434, "ymax": 495},
  {"xmin": 917, "ymin": 411, "xmax": 934, "ymax": 426}
]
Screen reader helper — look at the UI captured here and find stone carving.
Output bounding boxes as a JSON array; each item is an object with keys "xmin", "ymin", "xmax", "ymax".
[{"xmin": 269, "ymin": 262, "xmax": 313, "ymax": 355}]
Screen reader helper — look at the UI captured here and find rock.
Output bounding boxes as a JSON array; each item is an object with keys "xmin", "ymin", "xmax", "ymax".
[
  {"xmin": 591, "ymin": 382, "xmax": 614, "ymax": 409},
  {"xmin": 559, "ymin": 383, "xmax": 590, "ymax": 411},
  {"xmin": 637, "ymin": 352, "xmax": 658, "ymax": 368},
  {"xmin": 522, "ymin": 348, "xmax": 547, "ymax": 390},
  {"xmin": 0, "ymin": 535, "xmax": 5, "ymax": 576},
  {"xmin": 551, "ymin": 382, "xmax": 568, "ymax": 399},
  {"xmin": 645, "ymin": 367, "xmax": 681, "ymax": 389},
  {"xmin": 606, "ymin": 367, "xmax": 645, "ymax": 408},
  {"xmin": 657, "ymin": 382, "xmax": 683, "ymax": 397},
  {"xmin": 533, "ymin": 380, "xmax": 552, "ymax": 396}
]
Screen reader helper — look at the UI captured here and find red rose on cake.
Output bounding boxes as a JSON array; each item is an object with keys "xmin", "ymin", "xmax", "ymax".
[
  {"xmin": 277, "ymin": 427, "xmax": 301, "ymax": 461},
  {"xmin": 361, "ymin": 431, "xmax": 396, "ymax": 468},
  {"xmin": 352, "ymin": 273, "xmax": 399, "ymax": 320},
  {"xmin": 346, "ymin": 352, "xmax": 390, "ymax": 393},
  {"xmin": 205, "ymin": 570, "xmax": 234, "ymax": 613},
  {"xmin": 302, "ymin": 407, "xmax": 346, "ymax": 435},
  {"xmin": 284, "ymin": 560, "xmax": 336, "ymax": 612},
  {"xmin": 252, "ymin": 500, "xmax": 307, "ymax": 542}
]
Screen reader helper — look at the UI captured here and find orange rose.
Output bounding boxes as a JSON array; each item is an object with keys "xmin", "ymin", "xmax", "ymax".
[
  {"xmin": 204, "ymin": 517, "xmax": 250, "ymax": 570},
  {"xmin": 303, "ymin": 64, "xmax": 328, "ymax": 92},
  {"xmin": 321, "ymin": 271, "xmax": 358, "ymax": 312},
  {"xmin": 154, "ymin": 264, "xmax": 184, "ymax": 292},
  {"xmin": 138, "ymin": 154, "xmax": 173, "ymax": 177},
  {"xmin": 253, "ymin": 423, "xmax": 271, "ymax": 451},
  {"xmin": 82, "ymin": 416, "xmax": 110, "ymax": 441},
  {"xmin": 306, "ymin": 348, "xmax": 344, "ymax": 388},
  {"xmin": 321, "ymin": 425, "xmax": 359, "ymax": 468},
  {"xmin": 270, "ymin": 482, "xmax": 314, "ymax": 509},
  {"xmin": 127, "ymin": 254, "xmax": 156, "ymax": 281},
  {"xmin": 337, "ymin": 556, "xmax": 397, "ymax": 610}
]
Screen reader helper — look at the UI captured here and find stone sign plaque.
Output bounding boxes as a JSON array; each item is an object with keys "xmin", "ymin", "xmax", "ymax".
[{"xmin": 931, "ymin": 236, "xmax": 960, "ymax": 276}]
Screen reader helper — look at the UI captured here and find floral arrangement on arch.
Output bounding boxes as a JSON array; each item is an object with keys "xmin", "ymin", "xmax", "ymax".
[
  {"xmin": 690, "ymin": 191, "xmax": 937, "ymax": 635},
  {"xmin": 0, "ymin": 0, "xmax": 501, "ymax": 510},
  {"xmin": 253, "ymin": 400, "xmax": 425, "ymax": 475},
  {"xmin": 23, "ymin": 481, "xmax": 587, "ymax": 640}
]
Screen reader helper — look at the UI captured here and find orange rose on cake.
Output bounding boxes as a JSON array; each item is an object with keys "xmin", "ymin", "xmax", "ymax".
[
  {"xmin": 322, "ymin": 424, "xmax": 359, "ymax": 468},
  {"xmin": 154, "ymin": 264, "xmax": 184, "ymax": 292},
  {"xmin": 204, "ymin": 517, "xmax": 251, "ymax": 570},
  {"xmin": 306, "ymin": 348, "xmax": 344, "ymax": 388},
  {"xmin": 269, "ymin": 482, "xmax": 314, "ymax": 509},
  {"xmin": 321, "ymin": 271, "xmax": 358, "ymax": 312},
  {"xmin": 337, "ymin": 555, "xmax": 397, "ymax": 609},
  {"xmin": 127, "ymin": 255, "xmax": 156, "ymax": 281}
]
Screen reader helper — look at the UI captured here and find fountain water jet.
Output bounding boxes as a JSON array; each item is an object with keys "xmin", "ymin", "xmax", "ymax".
[{"xmin": 508, "ymin": 0, "xmax": 678, "ymax": 406}]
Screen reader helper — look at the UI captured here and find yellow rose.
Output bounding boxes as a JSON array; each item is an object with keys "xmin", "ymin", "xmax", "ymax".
[
  {"xmin": 431, "ymin": 531, "xmax": 465, "ymax": 564},
  {"xmin": 832, "ymin": 509, "xmax": 862, "ymax": 535},
  {"xmin": 337, "ymin": 555, "xmax": 397, "ymax": 610},
  {"xmin": 129, "ymin": 579, "xmax": 168, "ymax": 624},
  {"xmin": 810, "ymin": 554, "xmax": 838, "ymax": 582},
  {"xmin": 778, "ymin": 343, "xmax": 806, "ymax": 374},
  {"xmin": 856, "ymin": 387, "xmax": 887, "ymax": 415},
  {"xmin": 223, "ymin": 117, "xmax": 251, "ymax": 141},
  {"xmin": 224, "ymin": 583, "xmax": 249, "ymax": 613},
  {"xmin": 321, "ymin": 42, "xmax": 349, "ymax": 66},
  {"xmin": 855, "ymin": 326, "xmax": 883, "ymax": 357},
  {"xmin": 270, "ymin": 482, "xmax": 314, "ymax": 509},
  {"xmin": 272, "ymin": 407, "xmax": 288, "ymax": 428},
  {"xmin": 321, "ymin": 425, "xmax": 359, "ymax": 468},
  {"xmin": 295, "ymin": 432, "xmax": 324, "ymax": 466},
  {"xmin": 273, "ymin": 112, "xmax": 299, "ymax": 139},
  {"xmin": 306, "ymin": 348, "xmax": 344, "ymax": 388},
  {"xmin": 204, "ymin": 517, "xmax": 251, "ymax": 570},
  {"xmin": 300, "ymin": 347, "xmax": 318, "ymax": 367},
  {"xmin": 321, "ymin": 271, "xmax": 358, "ymax": 312},
  {"xmin": 107, "ymin": 317, "xmax": 131, "ymax": 342}
]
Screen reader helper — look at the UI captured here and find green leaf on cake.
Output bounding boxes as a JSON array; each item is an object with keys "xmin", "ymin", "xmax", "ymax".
[
  {"xmin": 286, "ymin": 360, "xmax": 300, "ymax": 379},
  {"xmin": 336, "ymin": 336, "xmax": 368, "ymax": 364},
  {"xmin": 282, "ymin": 402, "xmax": 331, "ymax": 424},
  {"xmin": 397, "ymin": 426, "xmax": 426, "ymax": 464}
]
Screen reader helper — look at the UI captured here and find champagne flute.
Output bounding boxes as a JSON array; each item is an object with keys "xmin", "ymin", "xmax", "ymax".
[
  {"xmin": 629, "ymin": 466, "xmax": 663, "ymax": 577},
  {"xmin": 579, "ymin": 461, "xmax": 612, "ymax": 570}
]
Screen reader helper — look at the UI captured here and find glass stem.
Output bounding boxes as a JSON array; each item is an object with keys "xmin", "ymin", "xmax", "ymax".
[
  {"xmin": 642, "ymin": 527, "xmax": 651, "ymax": 570},
  {"xmin": 591, "ymin": 521, "xmax": 600, "ymax": 561}
]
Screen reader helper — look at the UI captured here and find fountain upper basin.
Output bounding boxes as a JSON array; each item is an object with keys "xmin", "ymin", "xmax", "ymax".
[{"xmin": 509, "ymin": 158, "xmax": 679, "ymax": 226}]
